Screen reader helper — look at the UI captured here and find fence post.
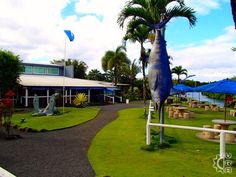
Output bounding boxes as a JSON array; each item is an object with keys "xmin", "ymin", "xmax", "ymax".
[
  {"xmin": 146, "ymin": 112, "xmax": 151, "ymax": 145},
  {"xmin": 220, "ymin": 132, "xmax": 226, "ymax": 158}
]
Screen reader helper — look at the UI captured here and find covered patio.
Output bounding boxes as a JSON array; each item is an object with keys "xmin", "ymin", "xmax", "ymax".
[{"xmin": 19, "ymin": 75, "xmax": 120, "ymax": 107}]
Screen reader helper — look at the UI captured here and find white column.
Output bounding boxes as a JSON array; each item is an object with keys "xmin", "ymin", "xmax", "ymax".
[
  {"xmin": 69, "ymin": 89, "xmax": 72, "ymax": 104},
  {"xmin": 146, "ymin": 124, "xmax": 151, "ymax": 145},
  {"xmin": 47, "ymin": 89, "xmax": 49, "ymax": 104},
  {"xmin": 65, "ymin": 90, "xmax": 68, "ymax": 103},
  {"xmin": 25, "ymin": 88, "xmax": 28, "ymax": 107},
  {"xmin": 88, "ymin": 89, "xmax": 91, "ymax": 103},
  {"xmin": 220, "ymin": 132, "xmax": 226, "ymax": 158}
]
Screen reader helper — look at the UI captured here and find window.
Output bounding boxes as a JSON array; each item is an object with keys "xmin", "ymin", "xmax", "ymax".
[
  {"xmin": 23, "ymin": 66, "xmax": 32, "ymax": 74},
  {"xmin": 47, "ymin": 67, "xmax": 59, "ymax": 75},
  {"xmin": 33, "ymin": 67, "xmax": 45, "ymax": 74}
]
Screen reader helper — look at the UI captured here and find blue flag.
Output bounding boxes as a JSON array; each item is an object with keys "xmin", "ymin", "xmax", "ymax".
[{"xmin": 64, "ymin": 30, "xmax": 74, "ymax": 42}]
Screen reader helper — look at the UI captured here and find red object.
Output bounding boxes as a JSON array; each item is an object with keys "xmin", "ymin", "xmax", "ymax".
[
  {"xmin": 5, "ymin": 90, "xmax": 15, "ymax": 97},
  {"xmin": 226, "ymin": 95, "xmax": 233, "ymax": 104},
  {"xmin": 2, "ymin": 98, "xmax": 13, "ymax": 110}
]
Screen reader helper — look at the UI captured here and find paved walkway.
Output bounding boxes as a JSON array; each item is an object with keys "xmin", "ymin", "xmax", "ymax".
[{"xmin": 0, "ymin": 103, "xmax": 142, "ymax": 177}]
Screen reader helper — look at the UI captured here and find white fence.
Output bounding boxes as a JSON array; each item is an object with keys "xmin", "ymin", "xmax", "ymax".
[{"xmin": 146, "ymin": 101, "xmax": 236, "ymax": 158}]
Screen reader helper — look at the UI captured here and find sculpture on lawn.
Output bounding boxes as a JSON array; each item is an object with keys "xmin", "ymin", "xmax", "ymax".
[{"xmin": 32, "ymin": 93, "xmax": 59, "ymax": 116}]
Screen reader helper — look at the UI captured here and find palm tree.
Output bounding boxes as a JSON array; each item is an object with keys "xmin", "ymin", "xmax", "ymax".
[
  {"xmin": 118, "ymin": 0, "xmax": 196, "ymax": 144},
  {"xmin": 171, "ymin": 66, "xmax": 188, "ymax": 83},
  {"xmin": 101, "ymin": 46, "xmax": 129, "ymax": 85},
  {"xmin": 123, "ymin": 24, "xmax": 151, "ymax": 115},
  {"xmin": 122, "ymin": 59, "xmax": 141, "ymax": 92}
]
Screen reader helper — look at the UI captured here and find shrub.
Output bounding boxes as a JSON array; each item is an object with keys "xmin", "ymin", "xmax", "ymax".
[
  {"xmin": 124, "ymin": 87, "xmax": 141, "ymax": 101},
  {"xmin": 73, "ymin": 93, "xmax": 87, "ymax": 108}
]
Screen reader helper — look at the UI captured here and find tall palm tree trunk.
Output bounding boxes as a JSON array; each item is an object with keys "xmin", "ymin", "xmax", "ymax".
[{"xmin": 141, "ymin": 43, "xmax": 147, "ymax": 115}]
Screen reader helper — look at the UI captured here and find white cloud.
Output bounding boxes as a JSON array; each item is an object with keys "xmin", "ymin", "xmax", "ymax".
[
  {"xmin": 169, "ymin": 26, "xmax": 236, "ymax": 82},
  {"xmin": 0, "ymin": 0, "xmax": 235, "ymax": 83},
  {"xmin": 185, "ymin": 0, "xmax": 220, "ymax": 15}
]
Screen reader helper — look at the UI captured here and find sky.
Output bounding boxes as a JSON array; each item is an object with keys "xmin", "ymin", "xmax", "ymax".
[{"xmin": 0, "ymin": 0, "xmax": 235, "ymax": 82}]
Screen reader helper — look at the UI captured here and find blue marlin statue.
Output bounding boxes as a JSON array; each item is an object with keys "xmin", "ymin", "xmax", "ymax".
[{"xmin": 148, "ymin": 22, "xmax": 172, "ymax": 144}]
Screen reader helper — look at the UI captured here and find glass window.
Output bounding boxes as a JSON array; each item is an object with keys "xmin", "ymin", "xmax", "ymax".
[
  {"xmin": 33, "ymin": 67, "xmax": 45, "ymax": 74},
  {"xmin": 23, "ymin": 66, "xmax": 32, "ymax": 74},
  {"xmin": 47, "ymin": 67, "xmax": 59, "ymax": 75}
]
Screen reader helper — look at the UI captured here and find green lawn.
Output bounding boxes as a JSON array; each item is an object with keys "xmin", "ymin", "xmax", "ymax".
[
  {"xmin": 11, "ymin": 107, "xmax": 100, "ymax": 131},
  {"xmin": 88, "ymin": 107, "xmax": 236, "ymax": 177}
]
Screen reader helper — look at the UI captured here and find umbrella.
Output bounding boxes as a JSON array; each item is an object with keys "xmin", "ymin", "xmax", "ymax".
[
  {"xmin": 173, "ymin": 84, "xmax": 194, "ymax": 92},
  {"xmin": 193, "ymin": 79, "xmax": 236, "ymax": 121},
  {"xmin": 194, "ymin": 79, "xmax": 236, "ymax": 94}
]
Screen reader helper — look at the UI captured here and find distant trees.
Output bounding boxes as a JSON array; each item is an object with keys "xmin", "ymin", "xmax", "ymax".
[
  {"xmin": 51, "ymin": 59, "xmax": 88, "ymax": 79},
  {"xmin": 87, "ymin": 69, "xmax": 105, "ymax": 81},
  {"xmin": 0, "ymin": 50, "xmax": 23, "ymax": 97}
]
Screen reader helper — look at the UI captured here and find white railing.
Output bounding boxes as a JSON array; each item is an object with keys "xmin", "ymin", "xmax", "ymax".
[
  {"xmin": 105, "ymin": 95, "xmax": 114, "ymax": 104},
  {"xmin": 115, "ymin": 96, "xmax": 122, "ymax": 103},
  {"xmin": 146, "ymin": 100, "xmax": 236, "ymax": 158}
]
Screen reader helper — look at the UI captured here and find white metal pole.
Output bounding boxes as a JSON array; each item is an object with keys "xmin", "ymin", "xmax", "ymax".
[
  {"xmin": 88, "ymin": 89, "xmax": 90, "ymax": 103},
  {"xmin": 63, "ymin": 36, "xmax": 66, "ymax": 114},
  {"xmin": 25, "ymin": 88, "xmax": 28, "ymax": 107},
  {"xmin": 47, "ymin": 89, "xmax": 49, "ymax": 104},
  {"xmin": 65, "ymin": 90, "xmax": 68, "ymax": 104},
  {"xmin": 69, "ymin": 89, "xmax": 72, "ymax": 104}
]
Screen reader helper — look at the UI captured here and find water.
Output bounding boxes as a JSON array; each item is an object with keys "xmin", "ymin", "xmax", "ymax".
[{"xmin": 186, "ymin": 92, "xmax": 224, "ymax": 108}]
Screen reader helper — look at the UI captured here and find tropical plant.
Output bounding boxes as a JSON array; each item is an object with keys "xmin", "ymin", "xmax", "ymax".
[
  {"xmin": 125, "ymin": 87, "xmax": 141, "ymax": 101},
  {"xmin": 121, "ymin": 59, "xmax": 141, "ymax": 92},
  {"xmin": 101, "ymin": 46, "xmax": 130, "ymax": 85},
  {"xmin": 73, "ymin": 93, "xmax": 87, "ymax": 108},
  {"xmin": 118, "ymin": 0, "xmax": 196, "ymax": 144},
  {"xmin": 0, "ymin": 50, "xmax": 23, "ymax": 97},
  {"xmin": 124, "ymin": 24, "xmax": 151, "ymax": 115},
  {"xmin": 171, "ymin": 65, "xmax": 188, "ymax": 83},
  {"xmin": 87, "ymin": 69, "xmax": 105, "ymax": 81},
  {"xmin": 51, "ymin": 59, "xmax": 88, "ymax": 79}
]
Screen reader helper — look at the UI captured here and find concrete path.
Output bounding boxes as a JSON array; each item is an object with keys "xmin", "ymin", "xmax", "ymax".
[{"xmin": 0, "ymin": 103, "xmax": 142, "ymax": 177}]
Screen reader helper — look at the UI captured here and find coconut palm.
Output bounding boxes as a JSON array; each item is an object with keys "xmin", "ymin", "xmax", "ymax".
[
  {"xmin": 118, "ymin": 0, "xmax": 196, "ymax": 144},
  {"xmin": 124, "ymin": 24, "xmax": 151, "ymax": 115},
  {"xmin": 171, "ymin": 65, "xmax": 188, "ymax": 83},
  {"xmin": 101, "ymin": 46, "xmax": 129, "ymax": 85},
  {"xmin": 122, "ymin": 59, "xmax": 141, "ymax": 92}
]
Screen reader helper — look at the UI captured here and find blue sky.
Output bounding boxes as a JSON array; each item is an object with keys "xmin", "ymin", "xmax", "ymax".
[
  {"xmin": 0, "ymin": 0, "xmax": 235, "ymax": 82},
  {"xmin": 166, "ymin": 1, "xmax": 233, "ymax": 47}
]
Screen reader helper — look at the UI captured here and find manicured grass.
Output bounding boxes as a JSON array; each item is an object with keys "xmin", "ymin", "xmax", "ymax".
[
  {"xmin": 11, "ymin": 107, "xmax": 100, "ymax": 131},
  {"xmin": 88, "ymin": 107, "xmax": 236, "ymax": 177}
]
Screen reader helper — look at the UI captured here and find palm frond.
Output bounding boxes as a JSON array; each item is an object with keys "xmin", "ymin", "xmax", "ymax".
[
  {"xmin": 117, "ymin": 7, "xmax": 152, "ymax": 28},
  {"xmin": 127, "ymin": 0, "xmax": 148, "ymax": 8},
  {"xmin": 167, "ymin": 0, "xmax": 185, "ymax": 6},
  {"xmin": 166, "ymin": 5, "xmax": 196, "ymax": 27}
]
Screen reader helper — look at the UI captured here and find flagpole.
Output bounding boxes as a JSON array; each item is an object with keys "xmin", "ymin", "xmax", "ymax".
[{"xmin": 63, "ymin": 35, "xmax": 66, "ymax": 114}]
